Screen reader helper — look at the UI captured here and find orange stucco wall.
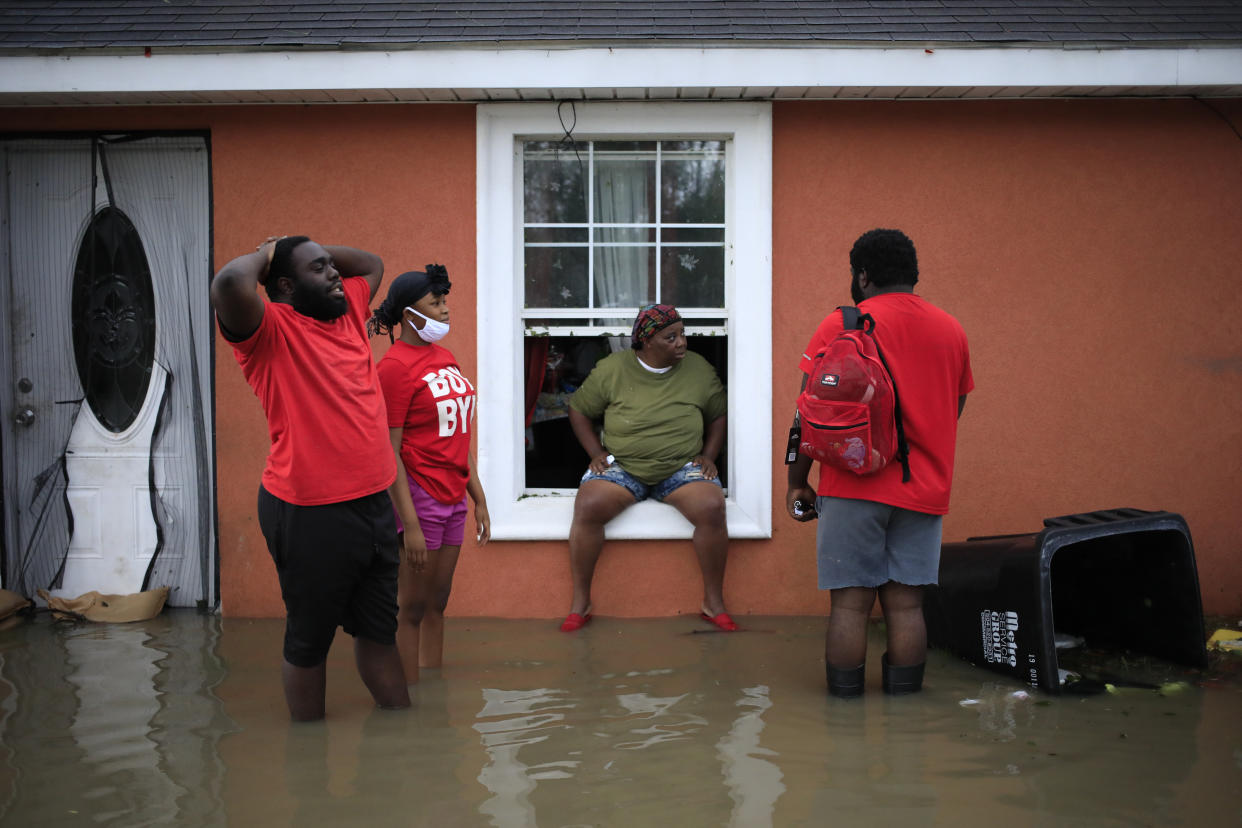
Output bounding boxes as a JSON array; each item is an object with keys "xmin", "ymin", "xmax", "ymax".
[
  {"xmin": 5, "ymin": 97, "xmax": 1240, "ymax": 617},
  {"xmin": 773, "ymin": 99, "xmax": 1242, "ymax": 617}
]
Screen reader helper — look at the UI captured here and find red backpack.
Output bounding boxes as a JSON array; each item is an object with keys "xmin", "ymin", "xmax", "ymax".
[{"xmin": 793, "ymin": 307, "xmax": 910, "ymax": 482}]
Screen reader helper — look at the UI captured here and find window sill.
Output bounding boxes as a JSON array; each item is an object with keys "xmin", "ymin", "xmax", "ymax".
[{"xmin": 489, "ymin": 492, "xmax": 771, "ymax": 541}]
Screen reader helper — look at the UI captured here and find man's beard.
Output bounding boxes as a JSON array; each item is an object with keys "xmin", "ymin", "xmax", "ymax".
[
  {"xmin": 850, "ymin": 272, "xmax": 865, "ymax": 305},
  {"xmin": 291, "ymin": 278, "xmax": 347, "ymax": 321}
]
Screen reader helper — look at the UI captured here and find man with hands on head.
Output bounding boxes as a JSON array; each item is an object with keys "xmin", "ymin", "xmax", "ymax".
[{"xmin": 211, "ymin": 235, "xmax": 410, "ymax": 721}]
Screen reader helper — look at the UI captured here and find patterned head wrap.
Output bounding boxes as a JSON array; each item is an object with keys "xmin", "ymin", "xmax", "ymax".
[{"xmin": 631, "ymin": 303, "xmax": 681, "ymax": 350}]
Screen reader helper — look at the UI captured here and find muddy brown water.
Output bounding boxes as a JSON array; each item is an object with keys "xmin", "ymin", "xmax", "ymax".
[{"xmin": 0, "ymin": 612, "xmax": 1238, "ymax": 827}]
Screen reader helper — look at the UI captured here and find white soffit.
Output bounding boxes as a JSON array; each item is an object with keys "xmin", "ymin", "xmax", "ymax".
[{"xmin": 2, "ymin": 46, "xmax": 1242, "ymax": 104}]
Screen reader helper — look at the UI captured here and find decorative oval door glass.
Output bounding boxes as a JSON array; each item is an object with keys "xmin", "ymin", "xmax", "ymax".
[{"xmin": 72, "ymin": 207, "xmax": 156, "ymax": 432}]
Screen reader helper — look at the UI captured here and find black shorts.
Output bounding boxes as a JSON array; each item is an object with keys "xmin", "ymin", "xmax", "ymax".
[{"xmin": 257, "ymin": 486, "xmax": 399, "ymax": 668}]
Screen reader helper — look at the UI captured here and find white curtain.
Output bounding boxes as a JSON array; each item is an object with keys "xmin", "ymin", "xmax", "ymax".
[{"xmin": 593, "ymin": 155, "xmax": 651, "ymax": 313}]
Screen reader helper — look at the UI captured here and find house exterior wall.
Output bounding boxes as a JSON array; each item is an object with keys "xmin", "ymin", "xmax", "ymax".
[
  {"xmin": 773, "ymin": 99, "xmax": 1242, "ymax": 618},
  {"xmin": 3, "ymin": 97, "xmax": 1239, "ymax": 617}
]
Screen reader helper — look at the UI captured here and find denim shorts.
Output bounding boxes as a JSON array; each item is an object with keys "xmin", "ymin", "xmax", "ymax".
[
  {"xmin": 580, "ymin": 459, "xmax": 722, "ymax": 502},
  {"xmin": 814, "ymin": 496, "xmax": 942, "ymax": 590}
]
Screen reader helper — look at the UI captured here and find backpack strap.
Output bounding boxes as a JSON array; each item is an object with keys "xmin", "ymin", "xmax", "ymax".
[
  {"xmin": 839, "ymin": 306, "xmax": 911, "ymax": 482},
  {"xmin": 838, "ymin": 306, "xmax": 862, "ymax": 331},
  {"xmin": 868, "ymin": 337, "xmax": 912, "ymax": 484}
]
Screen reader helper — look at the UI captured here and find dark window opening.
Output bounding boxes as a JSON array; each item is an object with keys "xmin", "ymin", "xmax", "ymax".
[
  {"xmin": 72, "ymin": 206, "xmax": 156, "ymax": 433},
  {"xmin": 523, "ymin": 335, "xmax": 728, "ymax": 489}
]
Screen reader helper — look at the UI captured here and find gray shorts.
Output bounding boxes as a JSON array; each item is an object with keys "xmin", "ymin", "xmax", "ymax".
[{"xmin": 814, "ymin": 496, "xmax": 942, "ymax": 590}]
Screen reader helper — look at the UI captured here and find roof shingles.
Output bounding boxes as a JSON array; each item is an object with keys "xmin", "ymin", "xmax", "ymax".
[{"xmin": 0, "ymin": 0, "xmax": 1239, "ymax": 50}]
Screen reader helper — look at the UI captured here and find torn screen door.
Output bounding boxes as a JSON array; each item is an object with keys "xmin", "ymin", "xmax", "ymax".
[{"xmin": 1, "ymin": 136, "xmax": 214, "ymax": 607}]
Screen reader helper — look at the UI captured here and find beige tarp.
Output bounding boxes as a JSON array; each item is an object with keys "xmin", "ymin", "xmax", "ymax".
[
  {"xmin": 0, "ymin": 588, "xmax": 31, "ymax": 631},
  {"xmin": 37, "ymin": 586, "xmax": 170, "ymax": 623}
]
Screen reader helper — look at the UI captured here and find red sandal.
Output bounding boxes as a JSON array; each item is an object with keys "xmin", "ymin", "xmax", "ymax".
[
  {"xmin": 700, "ymin": 610, "xmax": 739, "ymax": 632},
  {"xmin": 559, "ymin": 610, "xmax": 592, "ymax": 632}
]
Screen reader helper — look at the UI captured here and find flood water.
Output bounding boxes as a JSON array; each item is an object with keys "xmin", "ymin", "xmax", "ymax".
[{"xmin": 0, "ymin": 611, "xmax": 1239, "ymax": 827}]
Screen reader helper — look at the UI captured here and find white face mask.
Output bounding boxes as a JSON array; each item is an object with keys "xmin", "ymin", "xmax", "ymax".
[{"xmin": 405, "ymin": 306, "xmax": 450, "ymax": 343}]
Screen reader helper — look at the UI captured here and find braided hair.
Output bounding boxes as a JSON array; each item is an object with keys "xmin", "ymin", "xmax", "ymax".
[{"xmin": 367, "ymin": 264, "xmax": 451, "ymax": 340}]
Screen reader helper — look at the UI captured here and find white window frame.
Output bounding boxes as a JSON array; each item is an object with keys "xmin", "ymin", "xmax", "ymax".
[{"xmin": 477, "ymin": 102, "xmax": 771, "ymax": 540}]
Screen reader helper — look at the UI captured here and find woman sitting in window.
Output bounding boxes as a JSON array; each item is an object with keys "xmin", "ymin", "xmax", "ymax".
[
  {"xmin": 560, "ymin": 304, "xmax": 736, "ymax": 633},
  {"xmin": 370, "ymin": 266, "xmax": 490, "ymax": 682}
]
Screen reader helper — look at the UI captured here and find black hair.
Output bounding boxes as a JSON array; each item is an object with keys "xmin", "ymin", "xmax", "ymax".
[
  {"xmin": 264, "ymin": 235, "xmax": 311, "ymax": 300},
  {"xmin": 849, "ymin": 228, "xmax": 919, "ymax": 289},
  {"xmin": 367, "ymin": 264, "xmax": 451, "ymax": 340}
]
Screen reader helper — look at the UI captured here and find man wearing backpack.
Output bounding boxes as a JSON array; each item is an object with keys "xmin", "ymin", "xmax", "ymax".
[{"xmin": 786, "ymin": 228, "xmax": 973, "ymax": 697}]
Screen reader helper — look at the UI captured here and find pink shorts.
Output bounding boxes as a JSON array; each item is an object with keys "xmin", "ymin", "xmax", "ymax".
[{"xmin": 394, "ymin": 474, "xmax": 468, "ymax": 550}]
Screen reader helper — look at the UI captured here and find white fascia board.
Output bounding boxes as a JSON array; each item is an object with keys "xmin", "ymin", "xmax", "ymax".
[{"xmin": 2, "ymin": 47, "xmax": 1241, "ymax": 95}]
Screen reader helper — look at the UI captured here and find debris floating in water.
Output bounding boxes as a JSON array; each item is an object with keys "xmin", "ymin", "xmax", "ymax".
[
  {"xmin": 1207, "ymin": 628, "xmax": 1242, "ymax": 653},
  {"xmin": 1054, "ymin": 632, "xmax": 1085, "ymax": 650}
]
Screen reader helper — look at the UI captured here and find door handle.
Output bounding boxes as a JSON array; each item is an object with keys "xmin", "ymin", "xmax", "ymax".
[{"xmin": 14, "ymin": 408, "xmax": 35, "ymax": 426}]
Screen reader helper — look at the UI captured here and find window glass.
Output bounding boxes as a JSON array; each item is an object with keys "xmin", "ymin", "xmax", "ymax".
[
  {"xmin": 592, "ymin": 246, "xmax": 654, "ymax": 309},
  {"xmin": 523, "ymin": 141, "xmax": 586, "ymax": 224},
  {"xmin": 593, "ymin": 141, "xmax": 656, "ymax": 225},
  {"xmin": 662, "ymin": 246, "xmax": 725, "ymax": 308},
  {"xmin": 521, "ymin": 138, "xmax": 727, "ymax": 322},
  {"xmin": 521, "ymin": 138, "xmax": 730, "ymax": 488},
  {"xmin": 524, "ymin": 246, "xmax": 588, "ymax": 308},
  {"xmin": 72, "ymin": 206, "xmax": 156, "ymax": 433},
  {"xmin": 661, "ymin": 140, "xmax": 726, "ymax": 225}
]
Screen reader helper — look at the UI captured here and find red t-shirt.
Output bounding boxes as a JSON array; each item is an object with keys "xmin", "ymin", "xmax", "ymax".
[
  {"xmin": 229, "ymin": 277, "xmax": 396, "ymax": 505},
  {"xmin": 376, "ymin": 340, "xmax": 476, "ymax": 504},
  {"xmin": 799, "ymin": 293, "xmax": 973, "ymax": 515}
]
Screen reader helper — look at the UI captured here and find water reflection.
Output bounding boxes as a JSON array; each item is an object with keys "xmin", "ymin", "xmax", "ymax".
[
  {"xmin": 957, "ymin": 681, "xmax": 1038, "ymax": 742},
  {"xmin": 0, "ymin": 615, "xmax": 1236, "ymax": 826},
  {"xmin": 473, "ymin": 688, "xmax": 575, "ymax": 827},
  {"xmin": 66, "ymin": 624, "xmax": 178, "ymax": 821},
  {"xmin": 612, "ymin": 692, "xmax": 706, "ymax": 750},
  {"xmin": 717, "ymin": 685, "xmax": 784, "ymax": 827},
  {"xmin": 0, "ymin": 612, "xmax": 234, "ymax": 826},
  {"xmin": 472, "ymin": 678, "xmax": 785, "ymax": 827}
]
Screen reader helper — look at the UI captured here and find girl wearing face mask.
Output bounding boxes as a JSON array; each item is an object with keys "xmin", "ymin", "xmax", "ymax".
[{"xmin": 369, "ymin": 265, "xmax": 490, "ymax": 683}]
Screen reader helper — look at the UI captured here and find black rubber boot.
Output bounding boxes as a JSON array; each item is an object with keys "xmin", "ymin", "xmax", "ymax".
[
  {"xmin": 881, "ymin": 653, "xmax": 925, "ymax": 695},
  {"xmin": 826, "ymin": 662, "xmax": 866, "ymax": 698}
]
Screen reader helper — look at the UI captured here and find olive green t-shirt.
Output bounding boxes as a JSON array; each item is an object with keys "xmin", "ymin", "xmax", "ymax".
[{"xmin": 570, "ymin": 350, "xmax": 727, "ymax": 485}]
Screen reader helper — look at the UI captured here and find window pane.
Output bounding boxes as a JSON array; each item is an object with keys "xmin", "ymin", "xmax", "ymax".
[
  {"xmin": 661, "ymin": 227, "xmax": 723, "ymax": 244},
  {"xmin": 594, "ymin": 246, "xmax": 654, "ymax": 308},
  {"xmin": 681, "ymin": 318, "xmax": 727, "ymax": 329},
  {"xmin": 525, "ymin": 246, "xmax": 588, "ymax": 308},
  {"xmin": 519, "ymin": 137, "xmax": 732, "ymax": 488},
  {"xmin": 526, "ymin": 227, "xmax": 587, "ymax": 244},
  {"xmin": 524, "ymin": 335, "xmax": 616, "ymax": 488},
  {"xmin": 594, "ymin": 227, "xmax": 655, "ymax": 244},
  {"xmin": 524, "ymin": 141, "xmax": 586, "ymax": 224},
  {"xmin": 72, "ymin": 206, "xmax": 156, "ymax": 433},
  {"xmin": 522, "ymin": 318, "xmax": 633, "ymax": 329},
  {"xmin": 661, "ymin": 140, "xmax": 725, "ymax": 225},
  {"xmin": 594, "ymin": 142, "xmax": 655, "ymax": 225},
  {"xmin": 663, "ymin": 139, "xmax": 726, "ymax": 154},
  {"xmin": 662, "ymin": 245, "xmax": 725, "ymax": 308}
]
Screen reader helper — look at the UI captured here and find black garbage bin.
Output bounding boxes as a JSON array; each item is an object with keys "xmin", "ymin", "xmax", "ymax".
[{"xmin": 924, "ymin": 508, "xmax": 1207, "ymax": 694}]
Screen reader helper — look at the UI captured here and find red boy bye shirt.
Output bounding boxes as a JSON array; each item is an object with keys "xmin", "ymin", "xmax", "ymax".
[
  {"xmin": 229, "ymin": 276, "xmax": 396, "ymax": 506},
  {"xmin": 377, "ymin": 340, "xmax": 476, "ymax": 504},
  {"xmin": 800, "ymin": 293, "xmax": 973, "ymax": 515}
]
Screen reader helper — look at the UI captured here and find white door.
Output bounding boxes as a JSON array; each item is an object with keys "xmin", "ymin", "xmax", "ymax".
[{"xmin": 0, "ymin": 136, "xmax": 214, "ymax": 606}]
